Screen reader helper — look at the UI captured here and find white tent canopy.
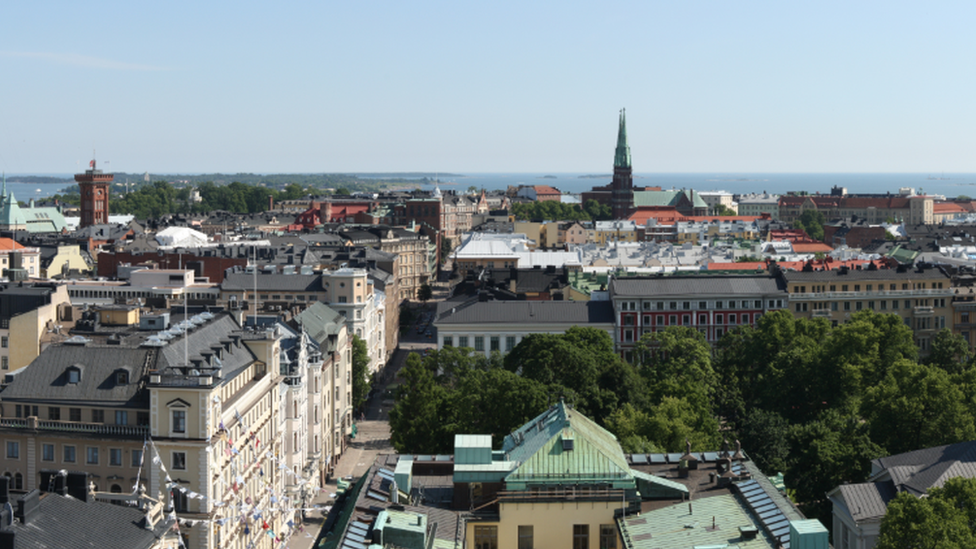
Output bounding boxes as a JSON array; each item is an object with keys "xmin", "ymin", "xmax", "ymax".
[{"xmin": 155, "ymin": 226, "xmax": 209, "ymax": 248}]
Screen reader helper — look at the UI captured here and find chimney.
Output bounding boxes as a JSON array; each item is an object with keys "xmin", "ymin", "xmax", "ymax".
[
  {"xmin": 0, "ymin": 477, "xmax": 9, "ymax": 505},
  {"xmin": 66, "ymin": 472, "xmax": 89, "ymax": 502},
  {"xmin": 267, "ymin": 195, "xmax": 274, "ymax": 212},
  {"xmin": 14, "ymin": 490, "xmax": 39, "ymax": 525},
  {"xmin": 53, "ymin": 473, "xmax": 68, "ymax": 496}
]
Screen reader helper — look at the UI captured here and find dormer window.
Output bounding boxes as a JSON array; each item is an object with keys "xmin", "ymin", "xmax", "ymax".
[
  {"xmin": 116, "ymin": 370, "xmax": 128, "ymax": 385},
  {"xmin": 66, "ymin": 366, "xmax": 81, "ymax": 384}
]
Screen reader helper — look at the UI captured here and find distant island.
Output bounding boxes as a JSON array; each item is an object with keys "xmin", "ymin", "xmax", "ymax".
[
  {"xmin": 578, "ymin": 174, "xmax": 612, "ymax": 179},
  {"xmin": 539, "ymin": 175, "xmax": 557, "ymax": 179}
]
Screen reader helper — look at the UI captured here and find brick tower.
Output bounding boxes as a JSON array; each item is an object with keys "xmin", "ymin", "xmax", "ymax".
[
  {"xmin": 610, "ymin": 109, "xmax": 634, "ymax": 220},
  {"xmin": 75, "ymin": 159, "xmax": 112, "ymax": 228}
]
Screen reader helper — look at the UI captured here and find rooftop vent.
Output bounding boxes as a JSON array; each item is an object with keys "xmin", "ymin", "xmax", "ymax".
[{"xmin": 63, "ymin": 336, "xmax": 91, "ymax": 346}]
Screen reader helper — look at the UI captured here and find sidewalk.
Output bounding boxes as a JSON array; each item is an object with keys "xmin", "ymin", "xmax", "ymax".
[{"xmin": 285, "ymin": 352, "xmax": 404, "ymax": 549}]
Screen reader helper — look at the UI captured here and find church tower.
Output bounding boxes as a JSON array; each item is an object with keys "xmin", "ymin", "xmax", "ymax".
[
  {"xmin": 610, "ymin": 109, "xmax": 634, "ymax": 220},
  {"xmin": 75, "ymin": 159, "xmax": 113, "ymax": 228}
]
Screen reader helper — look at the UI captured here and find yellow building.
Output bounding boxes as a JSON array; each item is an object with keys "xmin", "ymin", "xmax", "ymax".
[
  {"xmin": 782, "ymin": 265, "xmax": 953, "ymax": 353},
  {"xmin": 40, "ymin": 244, "xmax": 92, "ymax": 278}
]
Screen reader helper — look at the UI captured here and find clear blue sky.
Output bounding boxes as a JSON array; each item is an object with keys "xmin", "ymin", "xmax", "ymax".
[{"xmin": 2, "ymin": 1, "xmax": 974, "ymax": 174}]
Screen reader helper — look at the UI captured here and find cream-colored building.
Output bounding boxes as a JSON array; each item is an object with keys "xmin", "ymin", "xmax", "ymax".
[
  {"xmin": 783, "ymin": 265, "xmax": 952, "ymax": 353},
  {"xmin": 40, "ymin": 244, "xmax": 92, "ymax": 278},
  {"xmin": 0, "ymin": 311, "xmax": 328, "ymax": 549},
  {"xmin": 0, "ymin": 282, "xmax": 73, "ymax": 374}
]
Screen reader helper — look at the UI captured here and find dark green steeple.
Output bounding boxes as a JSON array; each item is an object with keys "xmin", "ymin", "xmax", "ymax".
[{"xmin": 614, "ymin": 109, "xmax": 631, "ymax": 169}]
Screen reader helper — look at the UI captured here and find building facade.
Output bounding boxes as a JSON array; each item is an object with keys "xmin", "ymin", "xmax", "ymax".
[
  {"xmin": 781, "ymin": 265, "xmax": 952, "ymax": 353},
  {"xmin": 608, "ymin": 275, "xmax": 788, "ymax": 359}
]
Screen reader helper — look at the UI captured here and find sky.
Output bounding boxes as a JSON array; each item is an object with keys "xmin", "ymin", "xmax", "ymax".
[{"xmin": 1, "ymin": 2, "xmax": 975, "ymax": 174}]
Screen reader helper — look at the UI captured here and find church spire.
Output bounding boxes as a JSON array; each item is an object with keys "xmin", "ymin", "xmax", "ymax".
[{"xmin": 614, "ymin": 109, "xmax": 631, "ymax": 169}]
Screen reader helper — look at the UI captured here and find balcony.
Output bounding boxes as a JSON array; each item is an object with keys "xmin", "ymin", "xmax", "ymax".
[
  {"xmin": 913, "ymin": 306, "xmax": 934, "ymax": 316},
  {"xmin": 791, "ymin": 288, "xmax": 952, "ymax": 301},
  {"xmin": 812, "ymin": 310, "xmax": 833, "ymax": 318},
  {"xmin": 0, "ymin": 417, "xmax": 149, "ymax": 438}
]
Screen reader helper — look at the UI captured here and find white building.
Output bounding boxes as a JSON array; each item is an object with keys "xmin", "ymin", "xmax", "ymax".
[{"xmin": 433, "ymin": 300, "xmax": 614, "ymax": 357}]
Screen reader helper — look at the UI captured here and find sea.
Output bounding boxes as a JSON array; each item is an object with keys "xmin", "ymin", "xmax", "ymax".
[
  {"xmin": 436, "ymin": 173, "xmax": 976, "ymax": 198},
  {"xmin": 7, "ymin": 173, "xmax": 976, "ymax": 199}
]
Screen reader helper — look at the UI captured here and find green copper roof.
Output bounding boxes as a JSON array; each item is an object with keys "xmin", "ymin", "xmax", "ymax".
[
  {"xmin": 0, "ymin": 192, "xmax": 27, "ymax": 227},
  {"xmin": 614, "ymin": 109, "xmax": 632, "ymax": 169},
  {"xmin": 502, "ymin": 401, "xmax": 633, "ymax": 487}
]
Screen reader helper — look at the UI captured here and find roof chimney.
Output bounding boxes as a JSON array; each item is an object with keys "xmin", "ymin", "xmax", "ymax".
[
  {"xmin": 66, "ymin": 472, "xmax": 89, "ymax": 502},
  {"xmin": 14, "ymin": 490, "xmax": 39, "ymax": 525}
]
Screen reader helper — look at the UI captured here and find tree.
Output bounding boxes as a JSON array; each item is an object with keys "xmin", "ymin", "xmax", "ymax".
[
  {"xmin": 795, "ymin": 209, "xmax": 826, "ymax": 241},
  {"xmin": 439, "ymin": 237, "xmax": 452, "ymax": 265},
  {"xmin": 389, "ymin": 353, "xmax": 453, "ymax": 453},
  {"xmin": 862, "ymin": 359, "xmax": 976, "ymax": 455},
  {"xmin": 334, "ymin": 187, "xmax": 351, "ymax": 196},
  {"xmin": 735, "ymin": 408, "xmax": 791, "ymax": 474},
  {"xmin": 926, "ymin": 329, "xmax": 972, "ymax": 374},
  {"xmin": 467, "ymin": 185, "xmax": 479, "ymax": 194},
  {"xmin": 786, "ymin": 410, "xmax": 884, "ymax": 526},
  {"xmin": 351, "ymin": 335, "xmax": 370, "ymax": 410},
  {"xmin": 876, "ymin": 477, "xmax": 976, "ymax": 549},
  {"xmin": 417, "ymin": 283, "xmax": 433, "ymax": 303}
]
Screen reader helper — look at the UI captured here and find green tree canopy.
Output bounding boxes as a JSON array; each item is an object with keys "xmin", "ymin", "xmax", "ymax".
[
  {"xmin": 351, "ymin": 335, "xmax": 370, "ymax": 410},
  {"xmin": 876, "ymin": 477, "xmax": 976, "ymax": 549}
]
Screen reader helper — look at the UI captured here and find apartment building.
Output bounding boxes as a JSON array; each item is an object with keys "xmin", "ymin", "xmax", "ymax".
[
  {"xmin": 608, "ymin": 275, "xmax": 788, "ymax": 358},
  {"xmin": 781, "ymin": 265, "xmax": 952, "ymax": 353},
  {"xmin": 0, "ymin": 311, "xmax": 294, "ymax": 549},
  {"xmin": 0, "ymin": 282, "xmax": 73, "ymax": 374},
  {"xmin": 221, "ymin": 267, "xmax": 387, "ymax": 372},
  {"xmin": 736, "ymin": 193, "xmax": 780, "ymax": 218}
]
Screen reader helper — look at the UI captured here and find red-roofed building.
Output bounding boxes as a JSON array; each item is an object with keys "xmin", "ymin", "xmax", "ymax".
[
  {"xmin": 517, "ymin": 185, "xmax": 563, "ymax": 202},
  {"xmin": 933, "ymin": 202, "xmax": 970, "ymax": 223},
  {"xmin": 0, "ymin": 238, "xmax": 41, "ymax": 277}
]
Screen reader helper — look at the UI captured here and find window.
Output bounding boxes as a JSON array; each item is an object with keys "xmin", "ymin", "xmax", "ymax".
[
  {"xmin": 132, "ymin": 449, "xmax": 143, "ymax": 468},
  {"xmin": 173, "ymin": 410, "xmax": 186, "ymax": 433},
  {"xmin": 6, "ymin": 441, "xmax": 18, "ymax": 459},
  {"xmin": 86, "ymin": 446, "xmax": 99, "ymax": 465},
  {"xmin": 1, "ymin": 357, "xmax": 8, "ymax": 371},
  {"xmin": 729, "ymin": 314, "xmax": 737, "ymax": 325},
  {"xmin": 844, "ymin": 302, "xmax": 851, "ymax": 311},
  {"xmin": 1, "ymin": 337, "xmax": 6, "ymax": 348},
  {"xmin": 458, "ymin": 336, "xmax": 468, "ymax": 348},
  {"xmin": 669, "ymin": 315, "xmax": 677, "ymax": 325},
  {"xmin": 173, "ymin": 452, "xmax": 186, "ymax": 470},
  {"xmin": 115, "ymin": 410, "xmax": 128, "ymax": 425},
  {"xmin": 116, "ymin": 371, "xmax": 128, "ymax": 384},
  {"xmin": 518, "ymin": 525, "xmax": 533, "ymax": 549},
  {"xmin": 69, "ymin": 408, "xmax": 81, "ymax": 422},
  {"xmin": 699, "ymin": 301, "xmax": 707, "ymax": 310},
  {"xmin": 172, "ymin": 489, "xmax": 189, "ymax": 513},
  {"xmin": 600, "ymin": 524, "xmax": 617, "ymax": 549},
  {"xmin": 42, "ymin": 443, "xmax": 54, "ymax": 462},
  {"xmin": 573, "ymin": 525, "xmax": 589, "ymax": 549},
  {"xmin": 715, "ymin": 314, "xmax": 724, "ymax": 324},
  {"xmin": 474, "ymin": 525, "xmax": 497, "ymax": 549},
  {"xmin": 110, "ymin": 448, "xmax": 123, "ymax": 466},
  {"xmin": 443, "ymin": 336, "xmax": 453, "ymax": 347},
  {"xmin": 490, "ymin": 336, "xmax": 500, "ymax": 352},
  {"xmin": 48, "ymin": 407, "xmax": 60, "ymax": 421},
  {"xmin": 64, "ymin": 445, "xmax": 76, "ymax": 463},
  {"xmin": 67, "ymin": 368, "xmax": 80, "ymax": 383},
  {"xmin": 474, "ymin": 337, "xmax": 484, "ymax": 352},
  {"xmin": 92, "ymin": 409, "xmax": 104, "ymax": 423},
  {"xmin": 137, "ymin": 412, "xmax": 149, "ymax": 426},
  {"xmin": 506, "ymin": 336, "xmax": 516, "ymax": 351}
]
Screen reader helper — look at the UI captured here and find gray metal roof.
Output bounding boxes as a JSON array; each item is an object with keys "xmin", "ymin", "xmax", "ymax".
[
  {"xmin": 610, "ymin": 275, "xmax": 786, "ymax": 297},
  {"xmin": 781, "ymin": 267, "xmax": 949, "ymax": 283},
  {"xmin": 0, "ymin": 344, "xmax": 152, "ymax": 407},
  {"xmin": 872, "ymin": 440, "xmax": 976, "ymax": 496},
  {"xmin": 221, "ymin": 272, "xmax": 324, "ymax": 292},
  {"xmin": 434, "ymin": 300, "xmax": 614, "ymax": 326},
  {"xmin": 4, "ymin": 492, "xmax": 175, "ymax": 549},
  {"xmin": 835, "ymin": 481, "xmax": 897, "ymax": 521}
]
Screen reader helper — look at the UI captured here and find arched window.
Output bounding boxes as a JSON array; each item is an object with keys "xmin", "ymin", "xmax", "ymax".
[{"xmin": 110, "ymin": 484, "xmax": 122, "ymax": 493}]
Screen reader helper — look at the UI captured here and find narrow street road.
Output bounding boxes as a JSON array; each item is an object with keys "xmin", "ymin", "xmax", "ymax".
[{"xmin": 287, "ymin": 302, "xmax": 438, "ymax": 549}]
